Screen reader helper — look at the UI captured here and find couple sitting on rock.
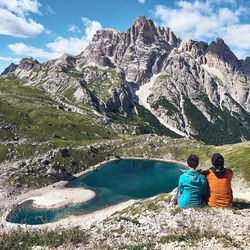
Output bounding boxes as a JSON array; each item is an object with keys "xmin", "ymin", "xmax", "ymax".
[{"xmin": 176, "ymin": 153, "xmax": 233, "ymax": 209}]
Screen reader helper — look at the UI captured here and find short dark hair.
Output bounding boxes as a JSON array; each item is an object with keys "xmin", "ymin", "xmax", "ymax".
[
  {"xmin": 187, "ymin": 154, "xmax": 199, "ymax": 169},
  {"xmin": 211, "ymin": 153, "xmax": 224, "ymax": 168}
]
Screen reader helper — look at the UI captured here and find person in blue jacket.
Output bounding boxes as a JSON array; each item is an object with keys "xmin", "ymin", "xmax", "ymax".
[{"xmin": 178, "ymin": 154, "xmax": 208, "ymax": 209}]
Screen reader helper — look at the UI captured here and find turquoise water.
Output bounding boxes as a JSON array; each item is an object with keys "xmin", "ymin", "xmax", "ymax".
[{"xmin": 7, "ymin": 159, "xmax": 184, "ymax": 225}]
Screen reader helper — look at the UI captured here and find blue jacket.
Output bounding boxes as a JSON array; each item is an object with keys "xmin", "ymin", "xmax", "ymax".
[{"xmin": 178, "ymin": 170, "xmax": 208, "ymax": 209}]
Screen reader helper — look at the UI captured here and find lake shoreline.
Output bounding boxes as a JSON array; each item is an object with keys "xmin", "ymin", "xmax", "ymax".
[
  {"xmin": 18, "ymin": 187, "xmax": 96, "ymax": 210},
  {"xmin": 2, "ymin": 157, "xmax": 185, "ymax": 227},
  {"xmin": 74, "ymin": 156, "xmax": 187, "ymax": 179},
  {"xmin": 1, "ymin": 157, "xmax": 249, "ymax": 231}
]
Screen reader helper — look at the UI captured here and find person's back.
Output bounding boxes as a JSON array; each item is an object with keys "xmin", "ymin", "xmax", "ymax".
[
  {"xmin": 178, "ymin": 155, "xmax": 207, "ymax": 209},
  {"xmin": 203, "ymin": 153, "xmax": 233, "ymax": 207}
]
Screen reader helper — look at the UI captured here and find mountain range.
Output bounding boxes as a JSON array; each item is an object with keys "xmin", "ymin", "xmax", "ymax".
[{"xmin": 2, "ymin": 16, "xmax": 250, "ymax": 145}]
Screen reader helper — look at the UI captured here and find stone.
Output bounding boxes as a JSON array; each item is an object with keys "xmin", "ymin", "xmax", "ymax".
[
  {"xmin": 15, "ymin": 182, "xmax": 22, "ymax": 188},
  {"xmin": 42, "ymin": 159, "xmax": 50, "ymax": 166},
  {"xmin": 60, "ymin": 148, "xmax": 70, "ymax": 157}
]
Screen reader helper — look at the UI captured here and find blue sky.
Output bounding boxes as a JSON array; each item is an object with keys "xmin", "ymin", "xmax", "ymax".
[{"xmin": 1, "ymin": 0, "xmax": 250, "ymax": 73}]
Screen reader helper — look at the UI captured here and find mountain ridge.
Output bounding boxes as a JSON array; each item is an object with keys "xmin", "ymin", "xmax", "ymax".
[{"xmin": 1, "ymin": 16, "xmax": 250, "ymax": 145}]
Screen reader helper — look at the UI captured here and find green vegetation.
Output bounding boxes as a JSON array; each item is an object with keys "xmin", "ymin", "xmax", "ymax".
[
  {"xmin": 117, "ymin": 194, "xmax": 172, "ymax": 216},
  {"xmin": 0, "ymin": 77, "xmax": 116, "ymax": 162},
  {"xmin": 82, "ymin": 66, "xmax": 122, "ymax": 102},
  {"xmin": 170, "ymin": 206, "xmax": 182, "ymax": 216},
  {"xmin": 0, "ymin": 75, "xmax": 250, "ymax": 186},
  {"xmin": 183, "ymin": 96, "xmax": 250, "ymax": 145},
  {"xmin": 108, "ymin": 105, "xmax": 181, "ymax": 138},
  {"xmin": 152, "ymin": 97, "xmax": 179, "ymax": 116},
  {"xmin": 63, "ymin": 87, "xmax": 77, "ymax": 100},
  {"xmin": 159, "ymin": 231, "xmax": 233, "ymax": 245},
  {"xmin": 52, "ymin": 135, "xmax": 249, "ymax": 182},
  {"xmin": 0, "ymin": 227, "xmax": 89, "ymax": 250},
  {"xmin": 117, "ymin": 216, "xmax": 140, "ymax": 225},
  {"xmin": 218, "ymin": 141, "xmax": 250, "ymax": 182}
]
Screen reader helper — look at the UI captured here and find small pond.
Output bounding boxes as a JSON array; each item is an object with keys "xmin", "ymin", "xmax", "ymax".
[{"xmin": 7, "ymin": 159, "xmax": 184, "ymax": 225}]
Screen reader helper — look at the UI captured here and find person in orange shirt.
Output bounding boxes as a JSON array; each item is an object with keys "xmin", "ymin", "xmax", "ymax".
[{"xmin": 202, "ymin": 153, "xmax": 233, "ymax": 207}]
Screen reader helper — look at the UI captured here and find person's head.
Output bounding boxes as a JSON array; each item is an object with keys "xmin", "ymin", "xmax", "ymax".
[
  {"xmin": 187, "ymin": 154, "xmax": 199, "ymax": 169},
  {"xmin": 211, "ymin": 153, "xmax": 224, "ymax": 169}
]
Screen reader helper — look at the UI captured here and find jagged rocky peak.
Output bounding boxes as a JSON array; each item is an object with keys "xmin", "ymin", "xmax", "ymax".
[
  {"xmin": 129, "ymin": 16, "xmax": 157, "ymax": 44},
  {"xmin": 52, "ymin": 53, "xmax": 77, "ymax": 70},
  {"xmin": 78, "ymin": 16, "xmax": 181, "ymax": 84},
  {"xmin": 92, "ymin": 29, "xmax": 119, "ymax": 44},
  {"xmin": 60, "ymin": 53, "xmax": 76, "ymax": 62},
  {"xmin": 179, "ymin": 40, "xmax": 208, "ymax": 59},
  {"xmin": 163, "ymin": 27, "xmax": 181, "ymax": 47},
  {"xmin": 205, "ymin": 38, "xmax": 239, "ymax": 70},
  {"xmin": 133, "ymin": 15, "xmax": 153, "ymax": 26},
  {"xmin": 1, "ymin": 63, "xmax": 18, "ymax": 75},
  {"xmin": 128, "ymin": 16, "xmax": 180, "ymax": 47},
  {"xmin": 18, "ymin": 57, "xmax": 40, "ymax": 71}
]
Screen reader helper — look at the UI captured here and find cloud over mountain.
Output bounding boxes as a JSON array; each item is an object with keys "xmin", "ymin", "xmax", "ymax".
[
  {"xmin": 154, "ymin": 0, "xmax": 250, "ymax": 59},
  {"xmin": 0, "ymin": 0, "xmax": 44, "ymax": 38},
  {"xmin": 8, "ymin": 17, "xmax": 102, "ymax": 59}
]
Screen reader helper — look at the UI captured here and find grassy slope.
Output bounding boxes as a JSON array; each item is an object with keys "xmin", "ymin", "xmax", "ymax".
[
  {"xmin": 183, "ymin": 96, "xmax": 250, "ymax": 145},
  {"xmin": 0, "ymin": 77, "xmax": 116, "ymax": 162},
  {"xmin": 0, "ymin": 77, "xmax": 249, "ymax": 249},
  {"xmin": 82, "ymin": 66, "xmax": 121, "ymax": 102},
  {"xmin": 0, "ymin": 76, "xmax": 249, "ymax": 184},
  {"xmin": 218, "ymin": 141, "xmax": 250, "ymax": 182},
  {"xmin": 0, "ymin": 76, "xmax": 182, "ymax": 162},
  {"xmin": 0, "ymin": 227, "xmax": 89, "ymax": 250},
  {"xmin": 150, "ymin": 88, "xmax": 250, "ymax": 145},
  {"xmin": 47, "ymin": 136, "xmax": 250, "ymax": 183},
  {"xmin": 107, "ymin": 105, "xmax": 182, "ymax": 138}
]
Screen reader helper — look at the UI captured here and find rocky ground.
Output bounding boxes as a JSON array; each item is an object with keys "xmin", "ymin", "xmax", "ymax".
[
  {"xmin": 0, "ymin": 164, "xmax": 249, "ymax": 250},
  {"xmin": 81, "ymin": 195, "xmax": 250, "ymax": 250},
  {"xmin": 23, "ymin": 193, "xmax": 249, "ymax": 250},
  {"xmin": 0, "ymin": 135, "xmax": 249, "ymax": 249}
]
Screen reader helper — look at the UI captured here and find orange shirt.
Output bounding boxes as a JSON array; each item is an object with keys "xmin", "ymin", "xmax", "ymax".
[{"xmin": 203, "ymin": 168, "xmax": 233, "ymax": 207}]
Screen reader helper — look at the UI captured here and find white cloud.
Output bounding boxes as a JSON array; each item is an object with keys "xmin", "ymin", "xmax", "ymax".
[
  {"xmin": 0, "ymin": 0, "xmax": 40, "ymax": 16},
  {"xmin": 223, "ymin": 24, "xmax": 250, "ymax": 49},
  {"xmin": 0, "ymin": 56, "xmax": 20, "ymax": 62},
  {"xmin": 67, "ymin": 24, "xmax": 80, "ymax": 33},
  {"xmin": 233, "ymin": 49, "xmax": 248, "ymax": 60},
  {"xmin": 46, "ymin": 37, "xmax": 89, "ymax": 57},
  {"xmin": 82, "ymin": 17, "xmax": 102, "ymax": 41},
  {"xmin": 153, "ymin": 0, "xmax": 250, "ymax": 56},
  {"xmin": 8, "ymin": 17, "xmax": 103, "ymax": 60},
  {"xmin": 0, "ymin": 8, "xmax": 44, "ymax": 37},
  {"xmin": 8, "ymin": 43, "xmax": 52, "ymax": 58},
  {"xmin": 0, "ymin": 0, "xmax": 44, "ymax": 37},
  {"xmin": 45, "ymin": 5, "xmax": 55, "ymax": 15},
  {"xmin": 138, "ymin": 0, "xmax": 146, "ymax": 3},
  {"xmin": 47, "ymin": 18, "xmax": 102, "ymax": 56}
]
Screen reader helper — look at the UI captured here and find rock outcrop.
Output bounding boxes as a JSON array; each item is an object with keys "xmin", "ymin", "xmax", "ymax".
[
  {"xmin": 1, "ymin": 16, "xmax": 250, "ymax": 144},
  {"xmin": 77, "ymin": 16, "xmax": 180, "ymax": 85},
  {"xmin": 0, "ymin": 63, "xmax": 18, "ymax": 75}
]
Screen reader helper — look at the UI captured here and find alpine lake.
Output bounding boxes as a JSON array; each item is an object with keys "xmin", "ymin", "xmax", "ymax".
[{"xmin": 7, "ymin": 159, "xmax": 185, "ymax": 225}]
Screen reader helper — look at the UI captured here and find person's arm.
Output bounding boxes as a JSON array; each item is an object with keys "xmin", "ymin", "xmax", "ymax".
[{"xmin": 178, "ymin": 175, "xmax": 184, "ymax": 195}]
